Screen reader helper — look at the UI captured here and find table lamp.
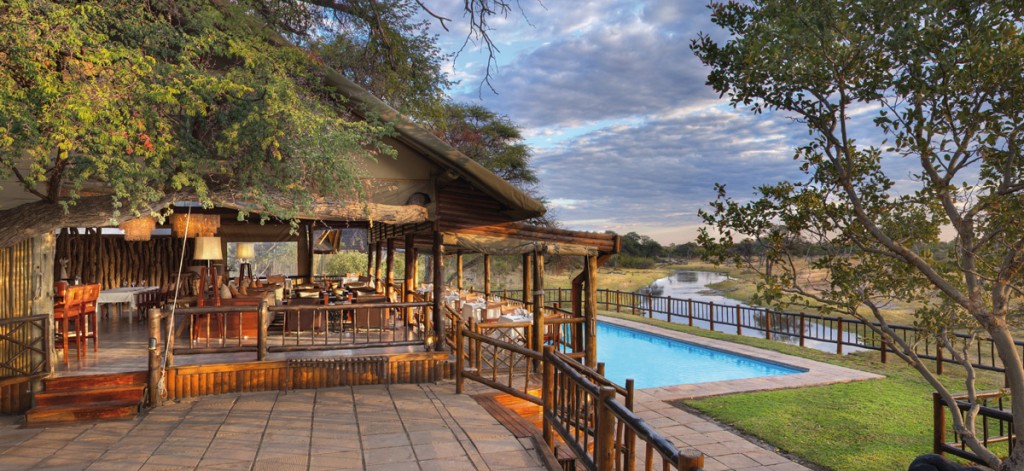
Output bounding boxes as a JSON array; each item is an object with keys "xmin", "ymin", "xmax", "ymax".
[
  {"xmin": 236, "ymin": 242, "xmax": 255, "ymax": 283},
  {"xmin": 194, "ymin": 236, "xmax": 223, "ymax": 306}
]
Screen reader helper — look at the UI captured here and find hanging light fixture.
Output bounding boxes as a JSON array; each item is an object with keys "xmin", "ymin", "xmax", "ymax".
[
  {"xmin": 119, "ymin": 216, "xmax": 156, "ymax": 241},
  {"xmin": 170, "ymin": 213, "xmax": 220, "ymax": 238}
]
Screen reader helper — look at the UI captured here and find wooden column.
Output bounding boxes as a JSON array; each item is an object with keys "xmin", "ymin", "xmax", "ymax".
[
  {"xmin": 585, "ymin": 254, "xmax": 598, "ymax": 367},
  {"xmin": 404, "ymin": 234, "xmax": 416, "ymax": 325},
  {"xmin": 572, "ymin": 268, "xmax": 585, "ymax": 357},
  {"xmin": 522, "ymin": 253, "xmax": 533, "ymax": 309},
  {"xmin": 366, "ymin": 239, "xmax": 374, "ymax": 275},
  {"xmin": 432, "ymin": 231, "xmax": 444, "ymax": 349},
  {"xmin": 385, "ymin": 238, "xmax": 395, "ymax": 300},
  {"xmin": 373, "ymin": 242, "xmax": 382, "ymax": 290},
  {"xmin": 298, "ymin": 222, "xmax": 312, "ymax": 282},
  {"xmin": 483, "ymin": 254, "xmax": 491, "ymax": 298},
  {"xmin": 456, "ymin": 252, "xmax": 463, "ymax": 293},
  {"xmin": 532, "ymin": 251, "xmax": 545, "ymax": 354}
]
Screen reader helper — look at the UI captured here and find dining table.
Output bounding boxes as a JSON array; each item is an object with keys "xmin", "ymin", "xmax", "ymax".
[{"xmin": 97, "ymin": 286, "xmax": 159, "ymax": 320}]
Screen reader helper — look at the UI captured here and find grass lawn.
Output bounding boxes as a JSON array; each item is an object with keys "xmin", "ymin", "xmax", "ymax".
[{"xmin": 599, "ymin": 311, "xmax": 1006, "ymax": 471}]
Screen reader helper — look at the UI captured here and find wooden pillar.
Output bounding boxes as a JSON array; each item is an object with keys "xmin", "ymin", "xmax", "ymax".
[
  {"xmin": 522, "ymin": 253, "xmax": 533, "ymax": 309},
  {"xmin": 385, "ymin": 238, "xmax": 395, "ymax": 300},
  {"xmin": 456, "ymin": 252, "xmax": 463, "ymax": 293},
  {"xmin": 483, "ymin": 254, "xmax": 491, "ymax": 298},
  {"xmin": 404, "ymin": 233, "xmax": 416, "ymax": 325},
  {"xmin": 585, "ymin": 254, "xmax": 598, "ymax": 367},
  {"xmin": 367, "ymin": 240, "xmax": 374, "ymax": 275},
  {"xmin": 572, "ymin": 268, "xmax": 585, "ymax": 357},
  {"xmin": 532, "ymin": 251, "xmax": 545, "ymax": 354},
  {"xmin": 373, "ymin": 242, "xmax": 382, "ymax": 290},
  {"xmin": 432, "ymin": 231, "xmax": 444, "ymax": 349},
  {"xmin": 297, "ymin": 222, "xmax": 312, "ymax": 282}
]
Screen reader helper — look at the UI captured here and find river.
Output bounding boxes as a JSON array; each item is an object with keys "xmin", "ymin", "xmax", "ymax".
[{"xmin": 639, "ymin": 270, "xmax": 865, "ymax": 354}]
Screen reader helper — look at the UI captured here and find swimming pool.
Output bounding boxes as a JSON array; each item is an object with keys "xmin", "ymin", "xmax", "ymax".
[{"xmin": 596, "ymin": 322, "xmax": 804, "ymax": 388}]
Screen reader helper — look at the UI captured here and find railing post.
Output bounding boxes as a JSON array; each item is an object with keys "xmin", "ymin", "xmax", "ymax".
[
  {"xmin": 765, "ymin": 309, "xmax": 772, "ymax": 341},
  {"xmin": 688, "ymin": 299, "xmax": 693, "ymax": 326},
  {"xmin": 616, "ymin": 291, "xmax": 621, "ymax": 313},
  {"xmin": 708, "ymin": 301, "xmax": 715, "ymax": 331},
  {"xmin": 624, "ymin": 379, "xmax": 636, "ymax": 471},
  {"xmin": 678, "ymin": 452, "xmax": 705, "ymax": 471},
  {"xmin": 666, "ymin": 296, "xmax": 673, "ymax": 323},
  {"xmin": 798, "ymin": 311, "xmax": 805, "ymax": 347},
  {"xmin": 147, "ymin": 307, "xmax": 162, "ymax": 408},
  {"xmin": 936, "ymin": 345, "xmax": 944, "ymax": 375},
  {"xmin": 933, "ymin": 392, "xmax": 946, "ymax": 456},
  {"xmin": 596, "ymin": 386, "xmax": 616, "ymax": 471},
  {"xmin": 881, "ymin": 338, "xmax": 887, "ymax": 363},
  {"xmin": 542, "ymin": 346, "xmax": 555, "ymax": 450},
  {"xmin": 735, "ymin": 305, "xmax": 742, "ymax": 336},
  {"xmin": 257, "ymin": 302, "xmax": 268, "ymax": 361},
  {"xmin": 836, "ymin": 317, "xmax": 843, "ymax": 355},
  {"xmin": 456, "ymin": 322, "xmax": 465, "ymax": 394},
  {"xmin": 647, "ymin": 295, "xmax": 653, "ymax": 319}
]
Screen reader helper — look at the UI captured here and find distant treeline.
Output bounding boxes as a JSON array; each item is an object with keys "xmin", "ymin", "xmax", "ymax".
[{"xmin": 607, "ymin": 231, "xmax": 959, "ymax": 269}]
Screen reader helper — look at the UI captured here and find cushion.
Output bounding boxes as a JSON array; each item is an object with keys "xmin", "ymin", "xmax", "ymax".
[
  {"xmin": 220, "ymin": 283, "xmax": 232, "ymax": 300},
  {"xmin": 228, "ymin": 282, "xmax": 240, "ymax": 298}
]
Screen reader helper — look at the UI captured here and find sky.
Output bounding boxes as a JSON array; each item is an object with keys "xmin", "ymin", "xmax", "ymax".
[{"xmin": 419, "ymin": 1, "xmax": 819, "ymax": 245}]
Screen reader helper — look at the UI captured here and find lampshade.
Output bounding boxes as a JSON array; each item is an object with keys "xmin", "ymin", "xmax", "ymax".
[
  {"xmin": 236, "ymin": 242, "xmax": 255, "ymax": 260},
  {"xmin": 119, "ymin": 216, "xmax": 156, "ymax": 241},
  {"xmin": 193, "ymin": 237, "xmax": 223, "ymax": 261},
  {"xmin": 170, "ymin": 213, "xmax": 220, "ymax": 238}
]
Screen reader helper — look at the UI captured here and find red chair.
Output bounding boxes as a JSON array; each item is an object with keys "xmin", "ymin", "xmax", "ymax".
[
  {"xmin": 53, "ymin": 285, "xmax": 85, "ymax": 364},
  {"xmin": 80, "ymin": 284, "xmax": 101, "ymax": 352}
]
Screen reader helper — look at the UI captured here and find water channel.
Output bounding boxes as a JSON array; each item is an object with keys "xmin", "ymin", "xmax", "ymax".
[{"xmin": 639, "ymin": 270, "xmax": 865, "ymax": 354}]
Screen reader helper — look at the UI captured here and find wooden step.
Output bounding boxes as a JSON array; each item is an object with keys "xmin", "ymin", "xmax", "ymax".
[
  {"xmin": 34, "ymin": 384, "xmax": 145, "ymax": 408},
  {"xmin": 42, "ymin": 371, "xmax": 146, "ymax": 392},
  {"xmin": 25, "ymin": 400, "xmax": 141, "ymax": 427}
]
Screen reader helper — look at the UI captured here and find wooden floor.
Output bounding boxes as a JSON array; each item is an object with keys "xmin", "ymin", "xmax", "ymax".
[
  {"xmin": 474, "ymin": 389, "xmax": 578, "ymax": 467},
  {"xmin": 53, "ymin": 309, "xmax": 424, "ymax": 377}
]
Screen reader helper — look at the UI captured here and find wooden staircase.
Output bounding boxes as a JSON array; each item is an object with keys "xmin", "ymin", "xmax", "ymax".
[{"xmin": 25, "ymin": 371, "xmax": 147, "ymax": 427}]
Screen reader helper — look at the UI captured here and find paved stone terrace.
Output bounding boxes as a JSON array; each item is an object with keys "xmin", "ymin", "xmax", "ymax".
[{"xmin": 0, "ymin": 384, "xmax": 547, "ymax": 471}]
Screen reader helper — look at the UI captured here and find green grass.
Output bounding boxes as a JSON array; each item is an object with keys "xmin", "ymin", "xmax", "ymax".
[{"xmin": 599, "ymin": 311, "xmax": 1007, "ymax": 471}]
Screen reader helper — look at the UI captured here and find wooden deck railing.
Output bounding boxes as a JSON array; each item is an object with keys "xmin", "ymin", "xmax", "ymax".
[
  {"xmin": 0, "ymin": 314, "xmax": 50, "ymax": 380},
  {"xmin": 933, "ymin": 390, "xmax": 1014, "ymax": 464},
  {"xmin": 454, "ymin": 320, "xmax": 704, "ymax": 471},
  {"xmin": 157, "ymin": 301, "xmax": 432, "ymax": 360}
]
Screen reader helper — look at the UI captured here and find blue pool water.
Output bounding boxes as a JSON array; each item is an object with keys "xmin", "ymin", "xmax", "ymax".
[{"xmin": 596, "ymin": 322, "xmax": 804, "ymax": 388}]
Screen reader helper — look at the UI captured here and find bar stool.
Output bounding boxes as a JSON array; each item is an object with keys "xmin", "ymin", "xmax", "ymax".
[{"xmin": 53, "ymin": 285, "xmax": 85, "ymax": 364}]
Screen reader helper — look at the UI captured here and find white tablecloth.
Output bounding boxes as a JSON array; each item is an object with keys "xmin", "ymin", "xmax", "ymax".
[
  {"xmin": 462, "ymin": 302, "xmax": 504, "ymax": 322},
  {"xmin": 97, "ymin": 286, "xmax": 158, "ymax": 310}
]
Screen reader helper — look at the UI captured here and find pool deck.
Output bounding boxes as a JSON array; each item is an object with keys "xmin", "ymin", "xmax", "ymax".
[
  {"xmin": 600, "ymin": 316, "xmax": 883, "ymax": 401},
  {"xmin": 602, "ymin": 316, "xmax": 883, "ymax": 470}
]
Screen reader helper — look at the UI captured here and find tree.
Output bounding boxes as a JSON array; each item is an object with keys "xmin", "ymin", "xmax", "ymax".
[
  {"xmin": 0, "ymin": 0, "xmax": 525, "ymax": 247},
  {"xmin": 435, "ymin": 102, "xmax": 539, "ymax": 189},
  {"xmin": 691, "ymin": 1, "xmax": 1024, "ymax": 468}
]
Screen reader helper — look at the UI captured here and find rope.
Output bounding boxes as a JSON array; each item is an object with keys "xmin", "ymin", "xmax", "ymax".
[{"xmin": 158, "ymin": 205, "xmax": 192, "ymax": 399}]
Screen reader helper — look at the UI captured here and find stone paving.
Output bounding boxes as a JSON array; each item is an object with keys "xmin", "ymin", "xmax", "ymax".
[{"xmin": 0, "ymin": 384, "xmax": 546, "ymax": 471}]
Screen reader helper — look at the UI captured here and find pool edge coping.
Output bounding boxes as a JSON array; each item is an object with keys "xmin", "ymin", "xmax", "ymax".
[{"xmin": 599, "ymin": 315, "xmax": 884, "ymax": 401}]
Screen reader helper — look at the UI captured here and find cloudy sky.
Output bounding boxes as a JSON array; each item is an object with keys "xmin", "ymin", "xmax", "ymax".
[{"xmin": 421, "ymin": 1, "xmax": 814, "ymax": 244}]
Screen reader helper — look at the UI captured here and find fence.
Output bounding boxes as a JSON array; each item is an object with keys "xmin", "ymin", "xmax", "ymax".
[
  {"xmin": 498, "ymin": 287, "xmax": 1022, "ymax": 378},
  {"xmin": 454, "ymin": 320, "xmax": 704, "ymax": 471},
  {"xmin": 933, "ymin": 391, "xmax": 1014, "ymax": 464},
  {"xmin": 162, "ymin": 301, "xmax": 433, "ymax": 359}
]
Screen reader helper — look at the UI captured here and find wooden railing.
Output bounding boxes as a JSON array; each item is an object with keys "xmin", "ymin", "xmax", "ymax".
[
  {"xmin": 454, "ymin": 320, "xmax": 704, "ymax": 471},
  {"xmin": 933, "ymin": 390, "xmax": 1014, "ymax": 464},
  {"xmin": 0, "ymin": 314, "xmax": 49, "ymax": 379},
  {"xmin": 500, "ymin": 287, "xmax": 1022, "ymax": 377},
  {"xmin": 160, "ymin": 301, "xmax": 432, "ymax": 359}
]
